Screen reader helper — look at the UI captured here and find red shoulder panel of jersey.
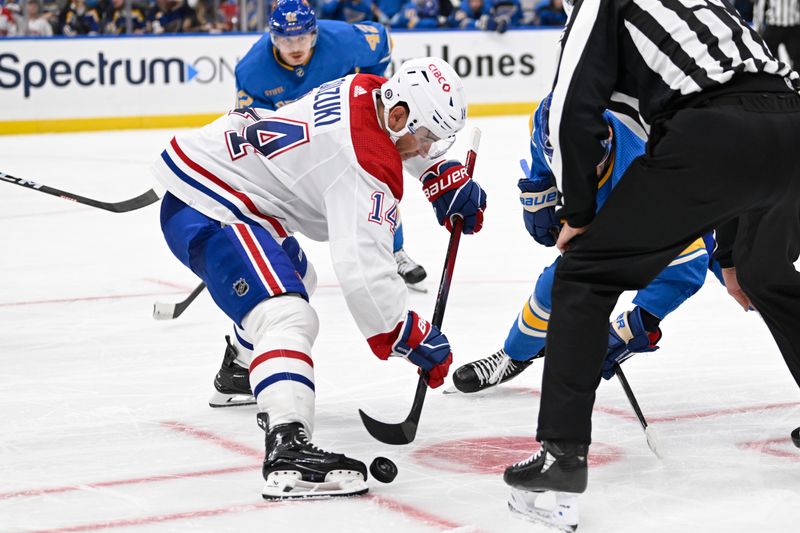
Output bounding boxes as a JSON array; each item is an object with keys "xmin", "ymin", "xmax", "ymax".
[{"xmin": 349, "ymin": 74, "xmax": 403, "ymax": 200}]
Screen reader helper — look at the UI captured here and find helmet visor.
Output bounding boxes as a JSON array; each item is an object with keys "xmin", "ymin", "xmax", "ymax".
[{"xmin": 413, "ymin": 126, "xmax": 456, "ymax": 159}]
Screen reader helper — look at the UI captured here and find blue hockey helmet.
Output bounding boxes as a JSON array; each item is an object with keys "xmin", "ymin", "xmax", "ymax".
[{"xmin": 269, "ymin": 0, "xmax": 317, "ymax": 37}]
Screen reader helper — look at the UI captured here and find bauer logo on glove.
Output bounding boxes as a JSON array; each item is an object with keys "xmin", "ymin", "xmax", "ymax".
[
  {"xmin": 422, "ymin": 165, "xmax": 470, "ymax": 200},
  {"xmin": 421, "ymin": 160, "xmax": 487, "ymax": 234},
  {"xmin": 520, "ymin": 187, "xmax": 559, "ymax": 212}
]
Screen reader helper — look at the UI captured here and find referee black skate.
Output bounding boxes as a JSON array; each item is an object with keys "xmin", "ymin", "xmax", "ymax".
[{"xmin": 504, "ymin": 0, "xmax": 800, "ymax": 525}]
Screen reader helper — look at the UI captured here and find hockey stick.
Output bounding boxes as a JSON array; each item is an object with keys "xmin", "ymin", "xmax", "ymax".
[
  {"xmin": 359, "ymin": 128, "xmax": 481, "ymax": 445},
  {"xmin": 0, "ymin": 171, "xmax": 160, "ymax": 213},
  {"xmin": 614, "ymin": 362, "xmax": 663, "ymax": 459},
  {"xmin": 153, "ymin": 282, "xmax": 206, "ymax": 320}
]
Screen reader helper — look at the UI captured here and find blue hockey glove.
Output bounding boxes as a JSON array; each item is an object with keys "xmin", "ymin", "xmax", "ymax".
[
  {"xmin": 518, "ymin": 176, "xmax": 560, "ymax": 247},
  {"xmin": 602, "ymin": 307, "xmax": 662, "ymax": 380},
  {"xmin": 392, "ymin": 311, "xmax": 453, "ymax": 388},
  {"xmin": 422, "ymin": 160, "xmax": 487, "ymax": 235}
]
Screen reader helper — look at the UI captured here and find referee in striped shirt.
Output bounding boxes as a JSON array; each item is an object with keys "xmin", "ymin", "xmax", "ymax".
[
  {"xmin": 754, "ymin": 0, "xmax": 800, "ymax": 67},
  {"xmin": 504, "ymin": 0, "xmax": 800, "ymax": 503}
]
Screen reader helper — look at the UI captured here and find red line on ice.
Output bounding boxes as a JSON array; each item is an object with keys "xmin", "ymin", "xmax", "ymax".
[
  {"xmin": 0, "ymin": 465, "xmax": 254, "ymax": 501},
  {"xmin": 646, "ymin": 401, "xmax": 800, "ymax": 423},
  {"xmin": 0, "ymin": 291, "xmax": 185, "ymax": 308},
  {"xmin": 507, "ymin": 386, "xmax": 799, "ymax": 423},
  {"xmin": 23, "ymin": 494, "xmax": 480, "ymax": 533},
  {"xmin": 0, "ymin": 279, "xmax": 543, "ymax": 309},
  {"xmin": 141, "ymin": 277, "xmax": 197, "ymax": 291},
  {"xmin": 159, "ymin": 421, "xmax": 263, "ymax": 459},
  {"xmin": 366, "ymin": 493, "xmax": 485, "ymax": 531},
  {"xmin": 23, "ymin": 501, "xmax": 288, "ymax": 533},
  {"xmin": 736, "ymin": 438, "xmax": 800, "ymax": 460}
]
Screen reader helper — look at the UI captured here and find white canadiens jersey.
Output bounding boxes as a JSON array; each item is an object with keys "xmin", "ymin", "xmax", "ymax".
[{"xmin": 152, "ymin": 73, "xmax": 414, "ymax": 355}]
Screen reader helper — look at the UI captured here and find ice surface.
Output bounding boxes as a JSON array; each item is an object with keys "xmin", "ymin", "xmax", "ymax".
[{"xmin": 1, "ymin": 117, "xmax": 798, "ymax": 532}]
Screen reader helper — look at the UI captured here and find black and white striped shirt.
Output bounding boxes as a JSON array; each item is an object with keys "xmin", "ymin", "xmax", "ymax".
[{"xmin": 549, "ymin": 0, "xmax": 799, "ymax": 227}]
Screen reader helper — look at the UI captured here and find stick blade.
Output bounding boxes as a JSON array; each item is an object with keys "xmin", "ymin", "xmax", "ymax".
[
  {"xmin": 152, "ymin": 302, "xmax": 178, "ymax": 320},
  {"xmin": 358, "ymin": 409, "xmax": 418, "ymax": 445},
  {"xmin": 100, "ymin": 189, "xmax": 161, "ymax": 213},
  {"xmin": 645, "ymin": 426, "xmax": 663, "ymax": 459}
]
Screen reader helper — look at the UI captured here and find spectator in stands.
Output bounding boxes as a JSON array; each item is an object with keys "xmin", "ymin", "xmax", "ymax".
[
  {"xmin": 377, "ymin": 0, "xmax": 403, "ymax": 21},
  {"xmin": 58, "ymin": 0, "xmax": 103, "ymax": 35},
  {"xmin": 191, "ymin": 0, "xmax": 228, "ymax": 32},
  {"xmin": 448, "ymin": 0, "xmax": 519, "ymax": 33},
  {"xmin": 391, "ymin": 0, "xmax": 443, "ymax": 28},
  {"xmin": 0, "ymin": 1, "xmax": 20, "ymax": 36},
  {"xmin": 147, "ymin": 0, "xmax": 196, "ymax": 33},
  {"xmin": 103, "ymin": 0, "xmax": 147, "ymax": 33},
  {"xmin": 25, "ymin": 0, "xmax": 54, "ymax": 35},
  {"xmin": 531, "ymin": 0, "xmax": 564, "ymax": 26},
  {"xmin": 318, "ymin": 0, "xmax": 377, "ymax": 23}
]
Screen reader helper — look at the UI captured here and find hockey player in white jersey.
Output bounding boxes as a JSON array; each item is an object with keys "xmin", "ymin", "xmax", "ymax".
[{"xmin": 152, "ymin": 57, "xmax": 486, "ymax": 498}]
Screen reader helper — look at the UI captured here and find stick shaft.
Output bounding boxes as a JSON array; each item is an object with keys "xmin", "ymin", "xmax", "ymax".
[{"xmin": 0, "ymin": 171, "xmax": 159, "ymax": 213}]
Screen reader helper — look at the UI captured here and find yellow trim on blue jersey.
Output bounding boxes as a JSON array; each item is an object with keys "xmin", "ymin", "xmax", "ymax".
[
  {"xmin": 528, "ymin": 109, "xmax": 535, "ymax": 137},
  {"xmin": 596, "ymin": 152, "xmax": 615, "ymax": 189},
  {"xmin": 677, "ymin": 237, "xmax": 706, "ymax": 257}
]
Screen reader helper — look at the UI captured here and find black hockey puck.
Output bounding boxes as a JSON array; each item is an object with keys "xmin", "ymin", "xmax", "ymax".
[
  {"xmin": 369, "ymin": 456, "xmax": 398, "ymax": 483},
  {"xmin": 792, "ymin": 427, "xmax": 800, "ymax": 449}
]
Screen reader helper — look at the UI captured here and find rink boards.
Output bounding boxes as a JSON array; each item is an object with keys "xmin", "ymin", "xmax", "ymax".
[{"xmin": 0, "ymin": 28, "xmax": 560, "ymax": 134}]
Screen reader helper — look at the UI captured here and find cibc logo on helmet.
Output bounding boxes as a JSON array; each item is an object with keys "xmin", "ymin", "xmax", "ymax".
[{"xmin": 427, "ymin": 63, "xmax": 450, "ymax": 92}]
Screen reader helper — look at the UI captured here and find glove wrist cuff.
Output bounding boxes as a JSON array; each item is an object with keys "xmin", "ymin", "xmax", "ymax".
[
  {"xmin": 392, "ymin": 311, "xmax": 428, "ymax": 357},
  {"xmin": 611, "ymin": 311, "xmax": 635, "ymax": 343}
]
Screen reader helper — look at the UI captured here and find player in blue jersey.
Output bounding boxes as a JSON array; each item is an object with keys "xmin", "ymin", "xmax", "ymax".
[
  {"xmin": 211, "ymin": 0, "xmax": 427, "ymax": 408},
  {"xmin": 235, "ymin": 1, "xmax": 390, "ymax": 111},
  {"xmin": 451, "ymin": 93, "xmax": 721, "ymax": 394}
]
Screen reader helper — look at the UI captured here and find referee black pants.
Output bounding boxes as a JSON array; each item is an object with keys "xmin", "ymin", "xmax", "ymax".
[{"xmin": 537, "ymin": 91, "xmax": 800, "ymax": 444}]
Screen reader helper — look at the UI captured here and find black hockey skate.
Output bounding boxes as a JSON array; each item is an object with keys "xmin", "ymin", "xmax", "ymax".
[
  {"xmin": 208, "ymin": 336, "xmax": 255, "ymax": 408},
  {"xmin": 504, "ymin": 440, "xmax": 588, "ymax": 532},
  {"xmin": 258, "ymin": 414, "xmax": 368, "ymax": 499},
  {"xmin": 504, "ymin": 440, "xmax": 588, "ymax": 493},
  {"xmin": 395, "ymin": 248, "xmax": 428, "ymax": 292},
  {"xmin": 792, "ymin": 426, "xmax": 800, "ymax": 448},
  {"xmin": 450, "ymin": 348, "xmax": 540, "ymax": 393}
]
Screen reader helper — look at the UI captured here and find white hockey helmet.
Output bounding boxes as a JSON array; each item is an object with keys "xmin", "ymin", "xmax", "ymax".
[{"xmin": 381, "ymin": 57, "xmax": 467, "ymax": 159}]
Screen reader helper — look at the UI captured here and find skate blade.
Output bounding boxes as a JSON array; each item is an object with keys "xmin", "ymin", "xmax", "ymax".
[
  {"xmin": 508, "ymin": 489, "xmax": 579, "ymax": 532},
  {"xmin": 442, "ymin": 384, "xmax": 499, "ymax": 395},
  {"xmin": 262, "ymin": 471, "xmax": 368, "ymax": 500},
  {"xmin": 208, "ymin": 391, "xmax": 256, "ymax": 408},
  {"xmin": 406, "ymin": 281, "xmax": 428, "ymax": 293}
]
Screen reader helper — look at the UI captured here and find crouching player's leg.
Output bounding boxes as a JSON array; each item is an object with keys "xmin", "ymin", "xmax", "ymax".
[
  {"xmin": 451, "ymin": 261, "xmax": 555, "ymax": 393},
  {"xmin": 602, "ymin": 235, "xmax": 710, "ymax": 378},
  {"xmin": 453, "ymin": 235, "xmax": 710, "ymax": 393},
  {"xmin": 208, "ymin": 234, "xmax": 318, "ymax": 408},
  {"xmin": 160, "ymin": 193, "xmax": 367, "ymax": 499}
]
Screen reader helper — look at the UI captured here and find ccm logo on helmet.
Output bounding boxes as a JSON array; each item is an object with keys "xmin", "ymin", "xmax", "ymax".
[{"xmin": 428, "ymin": 64, "xmax": 451, "ymax": 92}]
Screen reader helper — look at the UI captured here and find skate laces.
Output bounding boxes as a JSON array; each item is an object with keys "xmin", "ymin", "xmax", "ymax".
[
  {"xmin": 515, "ymin": 447, "xmax": 544, "ymax": 468},
  {"xmin": 295, "ymin": 426, "xmax": 325, "ymax": 454},
  {"xmin": 473, "ymin": 350, "xmax": 511, "ymax": 385}
]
